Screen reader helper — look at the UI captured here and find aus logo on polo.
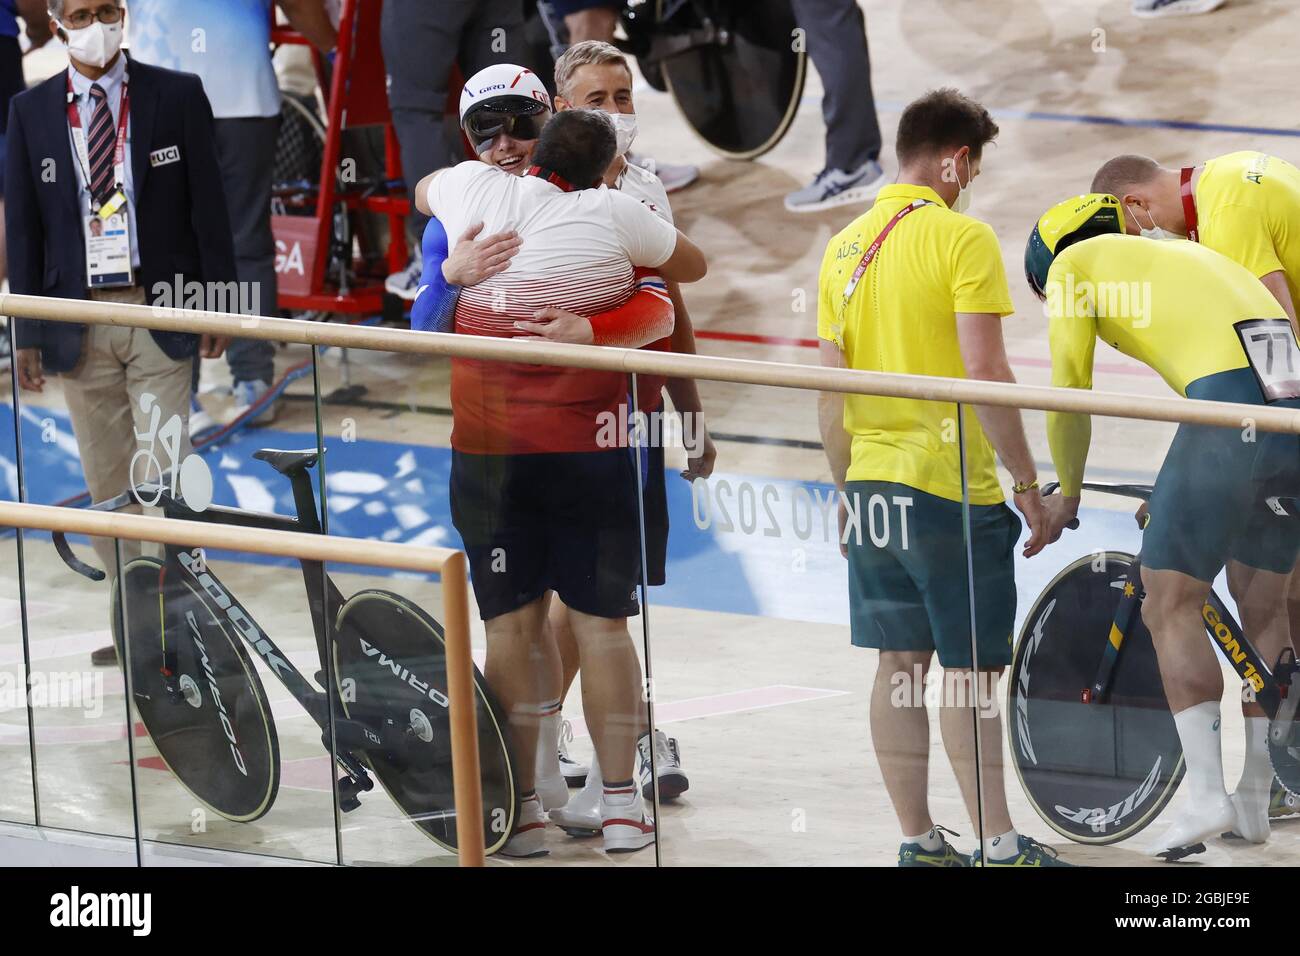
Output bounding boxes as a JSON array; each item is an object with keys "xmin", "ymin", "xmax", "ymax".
[{"xmin": 130, "ymin": 392, "xmax": 213, "ymax": 512}]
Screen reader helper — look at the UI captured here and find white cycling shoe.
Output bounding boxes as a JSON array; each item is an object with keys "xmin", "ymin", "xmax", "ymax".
[
  {"xmin": 535, "ymin": 720, "xmax": 571, "ymax": 812},
  {"xmin": 550, "ymin": 751, "xmax": 602, "ymax": 836},
  {"xmin": 1227, "ymin": 790, "xmax": 1270, "ymax": 844},
  {"xmin": 1148, "ymin": 794, "xmax": 1235, "ymax": 860}
]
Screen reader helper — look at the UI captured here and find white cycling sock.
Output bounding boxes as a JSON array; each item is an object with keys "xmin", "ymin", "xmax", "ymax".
[
  {"xmin": 984, "ymin": 828, "xmax": 1019, "ymax": 861},
  {"xmin": 1233, "ymin": 717, "xmax": 1273, "ymax": 823},
  {"xmin": 904, "ymin": 827, "xmax": 943, "ymax": 852},
  {"xmin": 1174, "ymin": 701, "xmax": 1227, "ymax": 801}
]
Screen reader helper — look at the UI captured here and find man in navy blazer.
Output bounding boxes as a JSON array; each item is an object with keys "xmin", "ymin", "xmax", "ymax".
[{"xmin": 7, "ymin": 0, "xmax": 236, "ymax": 664}]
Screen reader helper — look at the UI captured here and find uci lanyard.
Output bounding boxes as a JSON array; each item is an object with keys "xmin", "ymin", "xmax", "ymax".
[
  {"xmin": 66, "ymin": 67, "xmax": 130, "ymax": 204},
  {"xmin": 1179, "ymin": 166, "xmax": 1199, "ymax": 243},
  {"xmin": 842, "ymin": 199, "xmax": 932, "ymax": 305}
]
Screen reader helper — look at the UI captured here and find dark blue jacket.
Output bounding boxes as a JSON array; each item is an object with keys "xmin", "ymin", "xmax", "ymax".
[{"xmin": 6, "ymin": 55, "xmax": 237, "ymax": 372}]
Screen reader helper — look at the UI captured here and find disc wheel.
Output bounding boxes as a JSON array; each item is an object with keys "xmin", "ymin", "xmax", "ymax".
[
  {"xmin": 112, "ymin": 557, "xmax": 280, "ymax": 822},
  {"xmin": 1008, "ymin": 551, "xmax": 1183, "ymax": 844},
  {"xmin": 332, "ymin": 590, "xmax": 517, "ymax": 855},
  {"xmin": 655, "ymin": 0, "xmax": 806, "ymax": 159}
]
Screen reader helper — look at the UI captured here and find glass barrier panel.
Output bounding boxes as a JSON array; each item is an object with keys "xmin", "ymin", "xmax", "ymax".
[
  {"xmin": 1007, "ymin": 397, "xmax": 1300, "ymax": 867},
  {"xmin": 114, "ymin": 531, "xmax": 339, "ymax": 865},
  {"xmin": 313, "ymin": 342, "xmax": 658, "ymax": 866},
  {"xmin": 2, "ymin": 331, "xmax": 37, "ymax": 826},
  {"xmin": 647, "ymin": 385, "xmax": 982, "ymax": 866}
]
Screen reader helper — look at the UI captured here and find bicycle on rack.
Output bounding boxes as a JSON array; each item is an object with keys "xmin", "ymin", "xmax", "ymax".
[
  {"xmin": 53, "ymin": 447, "xmax": 518, "ymax": 856},
  {"xmin": 1008, "ymin": 482, "xmax": 1300, "ymax": 859},
  {"xmin": 533, "ymin": 0, "xmax": 806, "ymax": 159}
]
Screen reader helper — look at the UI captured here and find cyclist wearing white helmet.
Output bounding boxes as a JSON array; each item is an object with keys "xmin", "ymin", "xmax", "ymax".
[
  {"xmin": 413, "ymin": 81, "xmax": 707, "ymax": 858},
  {"xmin": 412, "ymin": 64, "xmax": 672, "ymax": 344}
]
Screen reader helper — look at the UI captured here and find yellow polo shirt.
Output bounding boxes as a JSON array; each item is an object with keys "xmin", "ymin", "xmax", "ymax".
[
  {"xmin": 1197, "ymin": 151, "xmax": 1300, "ymax": 311},
  {"xmin": 817, "ymin": 184, "xmax": 1014, "ymax": 505}
]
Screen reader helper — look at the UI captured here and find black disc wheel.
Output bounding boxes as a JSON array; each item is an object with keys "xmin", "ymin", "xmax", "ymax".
[
  {"xmin": 332, "ymin": 590, "xmax": 517, "ymax": 855},
  {"xmin": 655, "ymin": 0, "xmax": 806, "ymax": 159},
  {"xmin": 1009, "ymin": 552, "xmax": 1183, "ymax": 844},
  {"xmin": 112, "ymin": 557, "xmax": 280, "ymax": 822}
]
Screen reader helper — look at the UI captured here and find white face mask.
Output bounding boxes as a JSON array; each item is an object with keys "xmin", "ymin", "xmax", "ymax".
[
  {"xmin": 62, "ymin": 19, "xmax": 124, "ymax": 70},
  {"xmin": 951, "ymin": 152, "xmax": 973, "ymax": 213},
  {"xmin": 1128, "ymin": 204, "xmax": 1177, "ymax": 241},
  {"xmin": 607, "ymin": 111, "xmax": 638, "ymax": 156}
]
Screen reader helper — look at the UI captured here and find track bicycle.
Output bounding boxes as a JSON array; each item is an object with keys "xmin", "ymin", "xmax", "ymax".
[
  {"xmin": 533, "ymin": 0, "xmax": 807, "ymax": 159},
  {"xmin": 53, "ymin": 446, "xmax": 518, "ymax": 856},
  {"xmin": 1008, "ymin": 481, "xmax": 1300, "ymax": 859}
]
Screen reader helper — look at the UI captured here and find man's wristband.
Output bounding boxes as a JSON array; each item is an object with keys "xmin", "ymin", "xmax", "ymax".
[{"xmin": 1012, "ymin": 479, "xmax": 1039, "ymax": 495}]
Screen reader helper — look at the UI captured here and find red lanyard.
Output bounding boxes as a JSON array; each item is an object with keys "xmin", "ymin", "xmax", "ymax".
[
  {"xmin": 842, "ymin": 199, "xmax": 932, "ymax": 304},
  {"xmin": 527, "ymin": 164, "xmax": 577, "ymax": 193},
  {"xmin": 66, "ymin": 67, "xmax": 129, "ymax": 199},
  {"xmin": 1180, "ymin": 166, "xmax": 1198, "ymax": 243}
]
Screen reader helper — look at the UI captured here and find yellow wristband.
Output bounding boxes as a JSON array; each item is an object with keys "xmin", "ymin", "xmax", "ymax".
[{"xmin": 1012, "ymin": 479, "xmax": 1039, "ymax": 495}]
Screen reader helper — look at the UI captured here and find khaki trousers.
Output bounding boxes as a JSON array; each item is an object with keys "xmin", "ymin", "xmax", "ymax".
[{"xmin": 60, "ymin": 287, "xmax": 192, "ymax": 572}]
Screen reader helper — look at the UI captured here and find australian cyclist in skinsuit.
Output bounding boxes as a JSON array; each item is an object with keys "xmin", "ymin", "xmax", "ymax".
[{"xmin": 1026, "ymin": 193, "xmax": 1300, "ymax": 858}]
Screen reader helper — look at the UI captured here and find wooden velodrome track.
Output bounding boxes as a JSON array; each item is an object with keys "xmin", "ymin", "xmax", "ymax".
[{"xmin": 4, "ymin": 0, "xmax": 1300, "ymax": 866}]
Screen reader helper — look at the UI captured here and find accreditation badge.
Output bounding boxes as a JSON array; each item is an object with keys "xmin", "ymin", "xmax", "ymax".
[{"xmin": 85, "ymin": 189, "xmax": 134, "ymax": 288}]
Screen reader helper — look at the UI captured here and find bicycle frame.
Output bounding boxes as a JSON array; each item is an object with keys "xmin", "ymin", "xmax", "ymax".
[
  {"xmin": 1082, "ymin": 482, "xmax": 1285, "ymax": 719},
  {"xmin": 54, "ymin": 453, "xmax": 393, "ymax": 808}
]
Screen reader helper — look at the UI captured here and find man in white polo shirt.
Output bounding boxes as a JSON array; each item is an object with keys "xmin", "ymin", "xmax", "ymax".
[{"xmin": 417, "ymin": 108, "xmax": 706, "ymax": 857}]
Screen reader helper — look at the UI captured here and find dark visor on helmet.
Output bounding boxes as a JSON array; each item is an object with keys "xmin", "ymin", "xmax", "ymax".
[{"xmin": 463, "ymin": 106, "xmax": 548, "ymax": 153}]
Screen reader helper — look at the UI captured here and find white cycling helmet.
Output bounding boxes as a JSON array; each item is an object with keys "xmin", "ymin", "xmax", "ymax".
[
  {"xmin": 458, "ymin": 64, "xmax": 553, "ymax": 154},
  {"xmin": 458, "ymin": 63, "xmax": 552, "ymax": 122}
]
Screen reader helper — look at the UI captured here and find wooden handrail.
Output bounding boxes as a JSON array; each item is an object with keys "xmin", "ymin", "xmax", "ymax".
[
  {"xmin": 4, "ymin": 293, "xmax": 1298, "ymax": 434},
  {"xmin": 0, "ymin": 501, "xmax": 486, "ymax": 868}
]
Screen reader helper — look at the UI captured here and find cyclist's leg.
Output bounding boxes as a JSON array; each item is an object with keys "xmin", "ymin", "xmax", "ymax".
[
  {"xmin": 483, "ymin": 595, "xmax": 553, "ymax": 792},
  {"xmin": 565, "ymin": 609, "xmax": 639, "ymax": 784},
  {"xmin": 1224, "ymin": 501, "xmax": 1300, "ymax": 838},
  {"xmin": 1141, "ymin": 565, "xmax": 1233, "ymax": 851}
]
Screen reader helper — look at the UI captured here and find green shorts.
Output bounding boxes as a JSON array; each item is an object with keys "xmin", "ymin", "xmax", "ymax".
[
  {"xmin": 1143, "ymin": 368, "xmax": 1300, "ymax": 582},
  {"xmin": 845, "ymin": 481, "xmax": 1020, "ymax": 669}
]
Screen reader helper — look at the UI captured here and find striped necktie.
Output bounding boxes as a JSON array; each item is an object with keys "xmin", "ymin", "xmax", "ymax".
[{"xmin": 86, "ymin": 83, "xmax": 117, "ymax": 207}]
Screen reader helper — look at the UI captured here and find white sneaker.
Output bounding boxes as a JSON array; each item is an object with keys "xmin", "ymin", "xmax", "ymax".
[
  {"xmin": 1132, "ymin": 0, "xmax": 1225, "ymax": 17},
  {"xmin": 189, "ymin": 395, "xmax": 217, "ymax": 440},
  {"xmin": 231, "ymin": 379, "xmax": 279, "ymax": 427},
  {"xmin": 558, "ymin": 718, "xmax": 589, "ymax": 786},
  {"xmin": 1148, "ymin": 794, "xmax": 1234, "ymax": 859},
  {"xmin": 550, "ymin": 750, "xmax": 601, "ymax": 836},
  {"xmin": 499, "ymin": 793, "xmax": 549, "ymax": 858},
  {"xmin": 626, "ymin": 152, "xmax": 699, "ymax": 193},
  {"xmin": 637, "ymin": 729, "xmax": 689, "ymax": 801},
  {"xmin": 385, "ymin": 247, "xmax": 424, "ymax": 302},
  {"xmin": 535, "ymin": 714, "xmax": 570, "ymax": 811},
  {"xmin": 601, "ymin": 783, "xmax": 655, "ymax": 854},
  {"xmin": 784, "ymin": 159, "xmax": 888, "ymax": 213}
]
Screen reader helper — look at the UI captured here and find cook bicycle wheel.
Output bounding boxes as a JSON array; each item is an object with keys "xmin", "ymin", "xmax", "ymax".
[{"xmin": 1008, "ymin": 552, "xmax": 1183, "ymax": 844}]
